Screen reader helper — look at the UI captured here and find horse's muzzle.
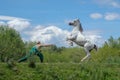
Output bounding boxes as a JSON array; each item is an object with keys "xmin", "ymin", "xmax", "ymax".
[{"xmin": 69, "ymin": 22, "xmax": 73, "ymax": 25}]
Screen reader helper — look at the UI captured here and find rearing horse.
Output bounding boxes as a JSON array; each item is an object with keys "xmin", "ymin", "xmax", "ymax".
[{"xmin": 66, "ymin": 19, "xmax": 97, "ymax": 62}]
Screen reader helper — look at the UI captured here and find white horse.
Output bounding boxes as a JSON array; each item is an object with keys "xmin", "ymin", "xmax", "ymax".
[{"xmin": 66, "ymin": 19, "xmax": 97, "ymax": 62}]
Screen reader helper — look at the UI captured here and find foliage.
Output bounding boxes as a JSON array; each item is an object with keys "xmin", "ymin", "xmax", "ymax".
[
  {"xmin": 106, "ymin": 36, "xmax": 120, "ymax": 49},
  {"xmin": 0, "ymin": 26, "xmax": 25, "ymax": 62},
  {"xmin": 24, "ymin": 41, "xmax": 36, "ymax": 52},
  {"xmin": 42, "ymin": 45, "xmax": 66, "ymax": 54}
]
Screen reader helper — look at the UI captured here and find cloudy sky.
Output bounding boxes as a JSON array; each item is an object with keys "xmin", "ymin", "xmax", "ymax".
[{"xmin": 0, "ymin": 0, "xmax": 120, "ymax": 47}]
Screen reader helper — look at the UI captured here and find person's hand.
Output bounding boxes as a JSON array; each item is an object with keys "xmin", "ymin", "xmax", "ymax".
[
  {"xmin": 48, "ymin": 44, "xmax": 56, "ymax": 47},
  {"xmin": 49, "ymin": 44, "xmax": 55, "ymax": 46}
]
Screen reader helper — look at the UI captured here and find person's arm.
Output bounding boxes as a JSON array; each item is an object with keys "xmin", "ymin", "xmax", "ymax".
[{"xmin": 40, "ymin": 44, "xmax": 53, "ymax": 47}]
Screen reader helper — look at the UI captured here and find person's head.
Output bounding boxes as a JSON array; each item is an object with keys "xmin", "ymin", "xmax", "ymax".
[{"xmin": 37, "ymin": 41, "xmax": 41, "ymax": 44}]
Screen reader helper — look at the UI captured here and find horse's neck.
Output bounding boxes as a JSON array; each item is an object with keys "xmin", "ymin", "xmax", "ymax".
[{"xmin": 71, "ymin": 27, "xmax": 79, "ymax": 34}]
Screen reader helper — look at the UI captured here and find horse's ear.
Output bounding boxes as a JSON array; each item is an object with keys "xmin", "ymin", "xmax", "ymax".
[
  {"xmin": 76, "ymin": 19, "xmax": 79, "ymax": 21},
  {"xmin": 77, "ymin": 19, "xmax": 81, "ymax": 23}
]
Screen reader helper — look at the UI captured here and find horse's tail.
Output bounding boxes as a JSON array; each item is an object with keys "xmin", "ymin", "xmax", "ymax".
[{"xmin": 94, "ymin": 44, "xmax": 97, "ymax": 51}]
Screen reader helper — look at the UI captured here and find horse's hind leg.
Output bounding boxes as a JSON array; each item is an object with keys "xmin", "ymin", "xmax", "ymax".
[
  {"xmin": 81, "ymin": 54, "xmax": 90, "ymax": 62},
  {"xmin": 81, "ymin": 43, "xmax": 93, "ymax": 62},
  {"xmin": 94, "ymin": 44, "xmax": 97, "ymax": 51},
  {"xmin": 81, "ymin": 48, "xmax": 91, "ymax": 62}
]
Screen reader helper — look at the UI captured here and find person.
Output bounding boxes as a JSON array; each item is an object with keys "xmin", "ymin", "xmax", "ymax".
[{"xmin": 18, "ymin": 41, "xmax": 53, "ymax": 63}]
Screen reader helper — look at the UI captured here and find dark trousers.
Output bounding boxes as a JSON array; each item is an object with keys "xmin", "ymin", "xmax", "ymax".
[{"xmin": 18, "ymin": 51, "xmax": 44, "ymax": 63}]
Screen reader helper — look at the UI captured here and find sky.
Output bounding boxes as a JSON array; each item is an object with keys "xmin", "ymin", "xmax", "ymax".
[{"xmin": 0, "ymin": 0, "xmax": 120, "ymax": 47}]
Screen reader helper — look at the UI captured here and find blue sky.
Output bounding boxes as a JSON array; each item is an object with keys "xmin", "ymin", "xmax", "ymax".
[{"xmin": 0, "ymin": 0, "xmax": 120, "ymax": 46}]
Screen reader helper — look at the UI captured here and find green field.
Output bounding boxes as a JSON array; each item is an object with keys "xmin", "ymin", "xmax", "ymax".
[
  {"xmin": 0, "ymin": 26, "xmax": 120, "ymax": 80},
  {"xmin": 0, "ymin": 47, "xmax": 120, "ymax": 80}
]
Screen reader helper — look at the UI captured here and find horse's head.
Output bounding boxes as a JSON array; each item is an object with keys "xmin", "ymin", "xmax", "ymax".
[
  {"xmin": 69, "ymin": 19, "xmax": 83, "ymax": 33},
  {"xmin": 69, "ymin": 19, "xmax": 80, "ymax": 27}
]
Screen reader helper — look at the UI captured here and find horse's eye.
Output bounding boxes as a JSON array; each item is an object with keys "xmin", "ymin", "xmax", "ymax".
[{"xmin": 74, "ymin": 21, "xmax": 77, "ymax": 23}]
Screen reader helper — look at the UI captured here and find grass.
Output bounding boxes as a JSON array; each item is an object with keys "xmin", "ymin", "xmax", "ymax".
[
  {"xmin": 0, "ymin": 62, "xmax": 119, "ymax": 80},
  {"xmin": 0, "ymin": 47, "xmax": 120, "ymax": 80}
]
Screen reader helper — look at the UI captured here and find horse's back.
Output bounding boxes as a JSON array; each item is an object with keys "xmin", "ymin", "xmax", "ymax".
[{"xmin": 76, "ymin": 32, "xmax": 86, "ymax": 42}]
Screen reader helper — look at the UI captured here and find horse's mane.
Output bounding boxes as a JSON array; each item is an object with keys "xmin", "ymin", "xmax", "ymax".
[{"xmin": 78, "ymin": 20, "xmax": 83, "ymax": 33}]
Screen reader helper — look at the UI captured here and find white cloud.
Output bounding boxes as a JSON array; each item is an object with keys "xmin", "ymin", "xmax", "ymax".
[
  {"xmin": 93, "ymin": 0, "xmax": 120, "ymax": 8},
  {"xmin": 24, "ymin": 25, "xmax": 103, "ymax": 47},
  {"xmin": 90, "ymin": 13, "xmax": 103, "ymax": 19},
  {"xmin": 104, "ymin": 13, "xmax": 120, "ymax": 20},
  {"xmin": 0, "ymin": 21, "xmax": 6, "ymax": 26},
  {"xmin": 0, "ymin": 15, "xmax": 103, "ymax": 47},
  {"xmin": 111, "ymin": 1, "xmax": 120, "ymax": 8},
  {"xmin": 0, "ymin": 15, "xmax": 30, "ymax": 31},
  {"xmin": 7, "ymin": 19, "xmax": 30, "ymax": 31},
  {"xmin": 90, "ymin": 12, "xmax": 120, "ymax": 20},
  {"xmin": 24, "ymin": 25, "xmax": 70, "ymax": 47},
  {"xmin": 0, "ymin": 15, "xmax": 28, "ymax": 21}
]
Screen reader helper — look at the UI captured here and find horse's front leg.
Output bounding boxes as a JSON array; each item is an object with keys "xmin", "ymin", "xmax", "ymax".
[
  {"xmin": 66, "ymin": 37, "xmax": 74, "ymax": 46},
  {"xmin": 68, "ymin": 40, "xmax": 73, "ymax": 46},
  {"xmin": 66, "ymin": 34, "xmax": 77, "ymax": 41}
]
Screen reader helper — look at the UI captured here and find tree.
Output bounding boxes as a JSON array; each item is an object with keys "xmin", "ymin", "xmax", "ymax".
[
  {"xmin": 107, "ymin": 36, "xmax": 120, "ymax": 49},
  {"xmin": 0, "ymin": 26, "xmax": 26, "ymax": 62},
  {"xmin": 48, "ymin": 45, "xmax": 65, "ymax": 54}
]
